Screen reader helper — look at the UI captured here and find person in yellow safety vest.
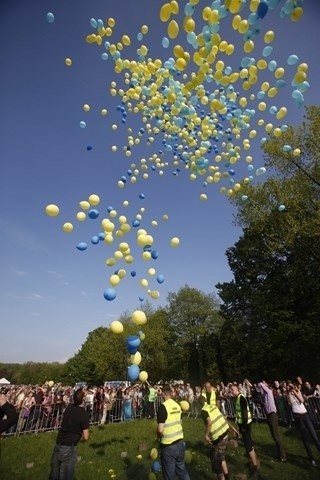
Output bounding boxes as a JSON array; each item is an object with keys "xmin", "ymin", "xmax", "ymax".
[
  {"xmin": 199, "ymin": 395, "xmax": 236, "ymax": 480},
  {"xmin": 146, "ymin": 382, "xmax": 157, "ymax": 419},
  {"xmin": 157, "ymin": 384, "xmax": 191, "ymax": 480},
  {"xmin": 230, "ymin": 383, "xmax": 260, "ymax": 479},
  {"xmin": 201, "ymin": 381, "xmax": 217, "ymax": 406}
]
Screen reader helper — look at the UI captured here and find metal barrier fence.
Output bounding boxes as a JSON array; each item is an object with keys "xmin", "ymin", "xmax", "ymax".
[{"xmin": 3, "ymin": 394, "xmax": 320, "ymax": 437}]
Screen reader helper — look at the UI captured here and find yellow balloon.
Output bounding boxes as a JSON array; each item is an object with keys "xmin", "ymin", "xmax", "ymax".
[
  {"xmin": 76, "ymin": 212, "xmax": 86, "ymax": 221},
  {"xmin": 110, "ymin": 274, "xmax": 120, "ymax": 286},
  {"xmin": 79, "ymin": 200, "xmax": 90, "ymax": 210},
  {"xmin": 88, "ymin": 194, "xmax": 100, "ymax": 205},
  {"xmin": 132, "ymin": 310, "xmax": 147, "ymax": 325},
  {"xmin": 264, "ymin": 30, "xmax": 275, "ymax": 43},
  {"xmin": 48, "ymin": 380, "xmax": 54, "ymax": 387},
  {"xmin": 45, "ymin": 204, "xmax": 59, "ymax": 216},
  {"xmin": 184, "ymin": 17, "xmax": 195, "ymax": 33},
  {"xmin": 170, "ymin": 237, "xmax": 180, "ymax": 247},
  {"xmin": 65, "ymin": 57, "xmax": 72, "ymax": 66},
  {"xmin": 131, "ymin": 351, "xmax": 142, "ymax": 365},
  {"xmin": 150, "ymin": 290, "xmax": 160, "ymax": 299},
  {"xmin": 63, "ymin": 222, "xmax": 73, "ymax": 233},
  {"xmin": 243, "ymin": 40, "xmax": 254, "ymax": 54},
  {"xmin": 110, "ymin": 320, "xmax": 124, "ymax": 334},
  {"xmin": 170, "ymin": 0, "xmax": 179, "ymax": 14},
  {"xmin": 176, "ymin": 57, "xmax": 187, "ymax": 71},
  {"xmin": 274, "ymin": 67, "xmax": 284, "ymax": 79},
  {"xmin": 160, "ymin": 3, "xmax": 171, "ymax": 22},
  {"xmin": 291, "ymin": 7, "xmax": 303, "ymax": 22},
  {"xmin": 83, "ymin": 104, "xmax": 90, "ymax": 112},
  {"xmin": 294, "ymin": 71, "xmax": 306, "ymax": 84},
  {"xmin": 122, "ymin": 35, "xmax": 131, "ymax": 46},
  {"xmin": 232, "ymin": 14, "xmax": 241, "ymax": 30},
  {"xmin": 180, "ymin": 400, "xmax": 190, "ymax": 412},
  {"xmin": 150, "ymin": 448, "xmax": 158, "ymax": 460},
  {"xmin": 276, "ymin": 107, "xmax": 287, "ymax": 120},
  {"xmin": 229, "ymin": 0, "xmax": 243, "ymax": 14},
  {"xmin": 168, "ymin": 19, "xmax": 179, "ymax": 39},
  {"xmin": 293, "ymin": 148, "xmax": 301, "ymax": 157},
  {"xmin": 139, "ymin": 371, "xmax": 148, "ymax": 382},
  {"xmin": 238, "ymin": 19, "xmax": 248, "ymax": 34}
]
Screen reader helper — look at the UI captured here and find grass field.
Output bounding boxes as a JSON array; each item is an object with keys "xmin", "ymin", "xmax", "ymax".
[{"xmin": 0, "ymin": 418, "xmax": 319, "ymax": 479}]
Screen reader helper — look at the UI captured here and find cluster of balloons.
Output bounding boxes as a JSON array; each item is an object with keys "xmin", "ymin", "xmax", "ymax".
[
  {"xmin": 46, "ymin": 191, "xmax": 178, "ymax": 302},
  {"xmin": 46, "ymin": 0, "xmax": 308, "ymax": 304},
  {"xmin": 111, "ymin": 310, "xmax": 148, "ymax": 382},
  {"xmin": 83, "ymin": 0, "xmax": 307, "ymax": 201}
]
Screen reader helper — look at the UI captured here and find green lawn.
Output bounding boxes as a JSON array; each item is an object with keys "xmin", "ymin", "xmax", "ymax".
[{"xmin": 0, "ymin": 418, "xmax": 319, "ymax": 479}]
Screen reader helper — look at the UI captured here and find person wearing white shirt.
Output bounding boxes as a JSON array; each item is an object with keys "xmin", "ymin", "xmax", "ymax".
[{"xmin": 287, "ymin": 383, "xmax": 320, "ymax": 467}]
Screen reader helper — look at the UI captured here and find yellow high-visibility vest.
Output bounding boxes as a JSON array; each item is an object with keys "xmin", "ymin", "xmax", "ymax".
[
  {"xmin": 161, "ymin": 399, "xmax": 183, "ymax": 445},
  {"xmin": 235, "ymin": 393, "xmax": 252, "ymax": 424},
  {"xmin": 201, "ymin": 389, "xmax": 216, "ymax": 406},
  {"xmin": 202, "ymin": 404, "xmax": 229, "ymax": 441}
]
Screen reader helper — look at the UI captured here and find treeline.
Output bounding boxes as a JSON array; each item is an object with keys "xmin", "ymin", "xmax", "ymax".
[{"xmin": 2, "ymin": 107, "xmax": 320, "ymax": 387}]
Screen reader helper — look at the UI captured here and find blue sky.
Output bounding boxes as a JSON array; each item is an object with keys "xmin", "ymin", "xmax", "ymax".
[{"xmin": 1, "ymin": 0, "xmax": 320, "ymax": 363}]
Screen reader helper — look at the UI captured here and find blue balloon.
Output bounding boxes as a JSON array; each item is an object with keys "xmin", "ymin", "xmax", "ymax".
[
  {"xmin": 76, "ymin": 242, "xmax": 88, "ymax": 251},
  {"xmin": 80, "ymin": 121, "xmax": 86, "ymax": 129},
  {"xmin": 127, "ymin": 344, "xmax": 138, "ymax": 354},
  {"xmin": 152, "ymin": 461, "xmax": 161, "ymax": 473},
  {"xmin": 46, "ymin": 12, "xmax": 55, "ymax": 24},
  {"xmin": 287, "ymin": 54, "xmax": 299, "ymax": 66},
  {"xmin": 90, "ymin": 18, "xmax": 97, "ymax": 28},
  {"xmin": 139, "ymin": 296, "xmax": 144, "ymax": 302},
  {"xmin": 88, "ymin": 209, "xmax": 99, "ymax": 219},
  {"xmin": 257, "ymin": 1, "xmax": 269, "ymax": 18},
  {"xmin": 162, "ymin": 37, "xmax": 169, "ymax": 48},
  {"xmin": 151, "ymin": 249, "xmax": 159, "ymax": 260},
  {"xmin": 103, "ymin": 288, "xmax": 117, "ymax": 301},
  {"xmin": 127, "ymin": 335, "xmax": 141, "ymax": 348},
  {"xmin": 278, "ymin": 204, "xmax": 286, "ymax": 212},
  {"xmin": 157, "ymin": 274, "xmax": 165, "ymax": 284},
  {"xmin": 91, "ymin": 235, "xmax": 99, "ymax": 245},
  {"xmin": 86, "ymin": 145, "xmax": 93, "ymax": 151},
  {"xmin": 128, "ymin": 364, "xmax": 140, "ymax": 381},
  {"xmin": 139, "ymin": 193, "xmax": 145, "ymax": 199},
  {"xmin": 131, "ymin": 271, "xmax": 137, "ymax": 277}
]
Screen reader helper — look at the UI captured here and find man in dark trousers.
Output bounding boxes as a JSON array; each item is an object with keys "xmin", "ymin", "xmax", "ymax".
[
  {"xmin": 257, "ymin": 381, "xmax": 287, "ymax": 462},
  {"xmin": 157, "ymin": 384, "xmax": 191, "ymax": 480},
  {"xmin": 231, "ymin": 383, "xmax": 259, "ymax": 479},
  {"xmin": 0, "ymin": 388, "xmax": 18, "ymax": 435},
  {"xmin": 49, "ymin": 388, "xmax": 89, "ymax": 480}
]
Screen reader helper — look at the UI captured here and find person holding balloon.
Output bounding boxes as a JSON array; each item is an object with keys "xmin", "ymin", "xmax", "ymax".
[{"xmin": 157, "ymin": 384, "xmax": 191, "ymax": 480}]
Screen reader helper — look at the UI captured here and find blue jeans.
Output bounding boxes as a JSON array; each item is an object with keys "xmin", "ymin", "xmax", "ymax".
[
  {"xmin": 49, "ymin": 444, "xmax": 77, "ymax": 480},
  {"xmin": 160, "ymin": 441, "xmax": 191, "ymax": 480}
]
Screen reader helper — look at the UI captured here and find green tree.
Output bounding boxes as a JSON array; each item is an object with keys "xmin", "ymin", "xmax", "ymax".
[
  {"xmin": 167, "ymin": 285, "xmax": 223, "ymax": 384},
  {"xmin": 216, "ymin": 106, "xmax": 320, "ymax": 381}
]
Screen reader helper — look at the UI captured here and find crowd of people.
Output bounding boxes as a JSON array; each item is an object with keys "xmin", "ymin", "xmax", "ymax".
[
  {"xmin": 1, "ymin": 375, "xmax": 320, "ymax": 430},
  {"xmin": 1, "ymin": 375, "xmax": 320, "ymax": 479}
]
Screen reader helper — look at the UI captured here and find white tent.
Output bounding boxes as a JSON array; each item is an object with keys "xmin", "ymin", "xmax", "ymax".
[{"xmin": 0, "ymin": 377, "xmax": 10, "ymax": 384}]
